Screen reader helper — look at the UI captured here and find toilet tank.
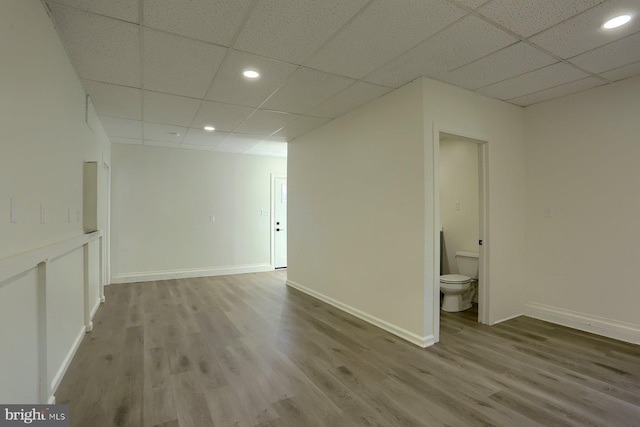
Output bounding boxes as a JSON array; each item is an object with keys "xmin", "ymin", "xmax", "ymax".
[{"xmin": 456, "ymin": 251, "xmax": 479, "ymax": 278}]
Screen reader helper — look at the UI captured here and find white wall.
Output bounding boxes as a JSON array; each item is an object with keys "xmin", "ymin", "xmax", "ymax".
[
  {"xmin": 524, "ymin": 76, "xmax": 640, "ymax": 343},
  {"xmin": 288, "ymin": 80, "xmax": 428, "ymax": 345},
  {"xmin": 439, "ymin": 138, "xmax": 479, "ymax": 274},
  {"xmin": 288, "ymin": 77, "xmax": 527, "ymax": 346},
  {"xmin": 423, "ymin": 78, "xmax": 526, "ymax": 332},
  {"xmin": 110, "ymin": 144, "xmax": 287, "ymax": 282},
  {"xmin": 0, "ymin": 0, "xmax": 111, "ymax": 403}
]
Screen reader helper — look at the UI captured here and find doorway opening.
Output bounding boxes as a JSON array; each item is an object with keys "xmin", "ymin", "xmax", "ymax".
[
  {"xmin": 434, "ymin": 130, "xmax": 489, "ymax": 341},
  {"xmin": 271, "ymin": 174, "xmax": 287, "ymax": 269}
]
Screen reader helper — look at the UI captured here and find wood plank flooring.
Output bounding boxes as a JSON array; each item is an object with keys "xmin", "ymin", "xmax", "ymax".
[{"xmin": 55, "ymin": 271, "xmax": 640, "ymax": 426}]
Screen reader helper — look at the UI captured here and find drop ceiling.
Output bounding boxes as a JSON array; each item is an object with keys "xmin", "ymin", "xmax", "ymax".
[{"xmin": 43, "ymin": 0, "xmax": 640, "ymax": 156}]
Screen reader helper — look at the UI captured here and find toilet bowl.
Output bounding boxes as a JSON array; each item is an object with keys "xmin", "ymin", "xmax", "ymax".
[
  {"xmin": 440, "ymin": 251, "xmax": 478, "ymax": 312},
  {"xmin": 440, "ymin": 274, "xmax": 472, "ymax": 312}
]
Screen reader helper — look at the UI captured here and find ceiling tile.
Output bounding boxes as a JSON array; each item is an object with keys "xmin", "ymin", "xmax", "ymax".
[
  {"xmin": 182, "ymin": 129, "xmax": 230, "ymax": 147},
  {"xmin": 235, "ymin": 110, "xmax": 298, "ymax": 135},
  {"xmin": 273, "ymin": 116, "xmax": 331, "ymax": 140},
  {"xmin": 47, "ymin": 4, "xmax": 140, "ymax": 87},
  {"xmin": 206, "ymin": 50, "xmax": 299, "ymax": 107},
  {"xmin": 83, "ymin": 80, "xmax": 141, "ymax": 120},
  {"xmin": 143, "ymin": 91, "xmax": 201, "ymax": 127},
  {"xmin": 261, "ymin": 67, "xmax": 355, "ymax": 114},
  {"xmin": 251, "ymin": 139, "xmax": 288, "ymax": 152},
  {"xmin": 143, "ymin": 29, "xmax": 227, "ymax": 98},
  {"xmin": 180, "ymin": 144, "xmax": 215, "ymax": 151},
  {"xmin": 244, "ymin": 139, "xmax": 288, "ymax": 156},
  {"xmin": 529, "ymin": 0, "xmax": 640, "ymax": 59},
  {"xmin": 110, "ymin": 137, "xmax": 143, "ymax": 145},
  {"xmin": 509, "ymin": 76, "xmax": 607, "ymax": 106},
  {"xmin": 144, "ymin": 140, "xmax": 183, "ymax": 149},
  {"xmin": 308, "ymin": 82, "xmax": 391, "ymax": 118},
  {"xmin": 454, "ymin": 0, "xmax": 491, "ymax": 9},
  {"xmin": 569, "ymin": 32, "xmax": 640, "ymax": 73},
  {"xmin": 143, "ymin": 122, "xmax": 187, "ymax": 143},
  {"xmin": 213, "ymin": 134, "xmax": 264, "ymax": 153},
  {"xmin": 244, "ymin": 149, "xmax": 279, "ymax": 157},
  {"xmin": 478, "ymin": 0, "xmax": 603, "ymax": 38},
  {"xmin": 191, "ymin": 101, "xmax": 255, "ymax": 131},
  {"xmin": 99, "ymin": 116, "xmax": 142, "ymax": 139},
  {"xmin": 600, "ymin": 60, "xmax": 640, "ymax": 81},
  {"xmin": 47, "ymin": 0, "xmax": 139, "ymax": 23},
  {"xmin": 143, "ymin": 0, "xmax": 253, "ymax": 46},
  {"xmin": 477, "ymin": 62, "xmax": 590, "ymax": 100},
  {"xmin": 234, "ymin": 0, "xmax": 369, "ymax": 64},
  {"xmin": 365, "ymin": 15, "xmax": 518, "ymax": 88},
  {"xmin": 442, "ymin": 42, "xmax": 557, "ymax": 90},
  {"xmin": 306, "ymin": 0, "xmax": 465, "ymax": 79}
]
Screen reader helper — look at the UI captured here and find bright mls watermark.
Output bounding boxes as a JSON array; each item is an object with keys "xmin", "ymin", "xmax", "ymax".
[{"xmin": 0, "ymin": 405, "xmax": 69, "ymax": 426}]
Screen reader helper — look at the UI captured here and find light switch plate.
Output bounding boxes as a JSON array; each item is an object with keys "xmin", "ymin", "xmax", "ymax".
[
  {"xmin": 544, "ymin": 207, "xmax": 553, "ymax": 218},
  {"xmin": 10, "ymin": 198, "xmax": 18, "ymax": 223},
  {"xmin": 261, "ymin": 209, "xmax": 269, "ymax": 216}
]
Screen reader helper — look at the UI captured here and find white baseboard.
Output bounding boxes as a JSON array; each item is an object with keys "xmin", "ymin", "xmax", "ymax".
[
  {"xmin": 90, "ymin": 297, "xmax": 101, "ymax": 318},
  {"xmin": 50, "ymin": 325, "xmax": 85, "ymax": 397},
  {"xmin": 525, "ymin": 302, "xmax": 640, "ymax": 345},
  {"xmin": 286, "ymin": 280, "xmax": 434, "ymax": 348},
  {"xmin": 110, "ymin": 263, "xmax": 274, "ymax": 284},
  {"xmin": 491, "ymin": 312, "xmax": 523, "ymax": 325}
]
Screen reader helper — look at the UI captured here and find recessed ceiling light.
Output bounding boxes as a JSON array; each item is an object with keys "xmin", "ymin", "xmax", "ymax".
[
  {"xmin": 204, "ymin": 126, "xmax": 215, "ymax": 131},
  {"xmin": 603, "ymin": 15, "xmax": 632, "ymax": 29},
  {"xmin": 243, "ymin": 70, "xmax": 260, "ymax": 79}
]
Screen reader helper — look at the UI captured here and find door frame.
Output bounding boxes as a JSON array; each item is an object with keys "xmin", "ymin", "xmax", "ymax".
[
  {"xmin": 270, "ymin": 173, "xmax": 287, "ymax": 269},
  {"xmin": 432, "ymin": 125, "xmax": 490, "ymax": 342}
]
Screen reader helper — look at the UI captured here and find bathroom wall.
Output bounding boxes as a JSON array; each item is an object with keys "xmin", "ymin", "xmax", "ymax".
[
  {"xmin": 288, "ymin": 80, "xmax": 428, "ymax": 346},
  {"xmin": 524, "ymin": 75, "xmax": 640, "ymax": 343},
  {"xmin": 439, "ymin": 138, "xmax": 479, "ymax": 274},
  {"xmin": 423, "ymin": 78, "xmax": 526, "ymax": 328}
]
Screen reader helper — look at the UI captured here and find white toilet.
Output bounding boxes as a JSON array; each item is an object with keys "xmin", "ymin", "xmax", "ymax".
[{"xmin": 440, "ymin": 251, "xmax": 479, "ymax": 312}]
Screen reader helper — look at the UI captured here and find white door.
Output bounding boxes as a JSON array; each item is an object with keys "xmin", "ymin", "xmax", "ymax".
[{"xmin": 274, "ymin": 177, "xmax": 287, "ymax": 269}]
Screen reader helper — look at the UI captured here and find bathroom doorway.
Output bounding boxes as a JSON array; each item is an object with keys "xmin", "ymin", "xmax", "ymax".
[{"xmin": 434, "ymin": 130, "xmax": 489, "ymax": 336}]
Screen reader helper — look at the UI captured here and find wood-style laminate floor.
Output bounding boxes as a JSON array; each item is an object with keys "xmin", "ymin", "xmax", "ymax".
[{"xmin": 56, "ymin": 271, "xmax": 640, "ymax": 427}]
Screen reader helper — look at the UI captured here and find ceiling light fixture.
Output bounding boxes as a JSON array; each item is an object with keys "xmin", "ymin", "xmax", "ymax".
[
  {"xmin": 204, "ymin": 126, "xmax": 215, "ymax": 131},
  {"xmin": 603, "ymin": 14, "xmax": 632, "ymax": 29},
  {"xmin": 243, "ymin": 70, "xmax": 260, "ymax": 79}
]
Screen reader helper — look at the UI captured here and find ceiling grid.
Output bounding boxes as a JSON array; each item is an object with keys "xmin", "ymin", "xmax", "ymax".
[{"xmin": 43, "ymin": 0, "xmax": 640, "ymax": 156}]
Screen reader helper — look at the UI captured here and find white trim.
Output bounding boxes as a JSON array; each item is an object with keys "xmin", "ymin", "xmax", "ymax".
[
  {"xmin": 491, "ymin": 312, "xmax": 523, "ymax": 325},
  {"xmin": 90, "ymin": 297, "xmax": 101, "ymax": 318},
  {"xmin": 525, "ymin": 302, "xmax": 640, "ymax": 345},
  {"xmin": 110, "ymin": 263, "xmax": 273, "ymax": 284},
  {"xmin": 286, "ymin": 280, "xmax": 434, "ymax": 348},
  {"xmin": 0, "ymin": 231, "xmax": 102, "ymax": 287},
  {"xmin": 49, "ymin": 325, "xmax": 85, "ymax": 399},
  {"xmin": 433, "ymin": 125, "xmax": 491, "ymax": 335}
]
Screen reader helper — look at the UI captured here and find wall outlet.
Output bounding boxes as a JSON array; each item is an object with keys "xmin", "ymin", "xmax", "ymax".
[
  {"xmin": 209, "ymin": 215, "xmax": 215, "ymax": 222},
  {"xmin": 455, "ymin": 201, "xmax": 460, "ymax": 211},
  {"xmin": 40, "ymin": 204, "xmax": 46, "ymax": 224},
  {"xmin": 544, "ymin": 207, "xmax": 553, "ymax": 218},
  {"xmin": 261, "ymin": 209, "xmax": 269, "ymax": 216}
]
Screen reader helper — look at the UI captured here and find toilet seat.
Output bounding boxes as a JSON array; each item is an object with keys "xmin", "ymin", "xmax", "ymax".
[{"xmin": 440, "ymin": 274, "xmax": 471, "ymax": 284}]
